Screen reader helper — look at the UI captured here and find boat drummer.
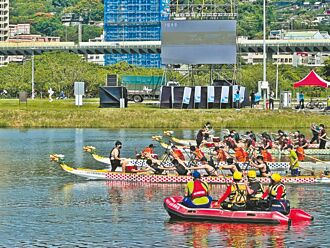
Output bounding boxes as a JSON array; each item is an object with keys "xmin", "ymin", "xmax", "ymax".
[{"xmin": 109, "ymin": 141, "xmax": 128, "ymax": 173}]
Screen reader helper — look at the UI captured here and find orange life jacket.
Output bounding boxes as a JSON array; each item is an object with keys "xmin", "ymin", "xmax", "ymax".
[
  {"xmin": 296, "ymin": 147, "xmax": 305, "ymax": 161},
  {"xmin": 235, "ymin": 147, "xmax": 248, "ymax": 163},
  {"xmin": 261, "ymin": 149, "xmax": 273, "ymax": 162},
  {"xmin": 173, "ymin": 149, "xmax": 185, "ymax": 161},
  {"xmin": 217, "ymin": 149, "xmax": 227, "ymax": 162},
  {"xmin": 194, "ymin": 148, "xmax": 205, "ymax": 160},
  {"xmin": 142, "ymin": 147, "xmax": 153, "ymax": 155}
]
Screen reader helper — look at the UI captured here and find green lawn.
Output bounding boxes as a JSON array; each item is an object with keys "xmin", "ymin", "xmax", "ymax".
[{"xmin": 0, "ymin": 99, "xmax": 328, "ymax": 128}]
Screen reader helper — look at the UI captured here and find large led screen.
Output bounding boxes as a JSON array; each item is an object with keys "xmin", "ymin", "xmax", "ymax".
[{"xmin": 161, "ymin": 20, "xmax": 236, "ymax": 65}]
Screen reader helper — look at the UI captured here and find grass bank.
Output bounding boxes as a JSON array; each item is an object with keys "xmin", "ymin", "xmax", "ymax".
[{"xmin": 0, "ymin": 99, "xmax": 328, "ymax": 128}]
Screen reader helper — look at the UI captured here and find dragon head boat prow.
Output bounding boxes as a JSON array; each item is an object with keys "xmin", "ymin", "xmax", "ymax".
[
  {"xmin": 50, "ymin": 154, "xmax": 65, "ymax": 163},
  {"xmin": 163, "ymin": 131, "xmax": 174, "ymax": 136},
  {"xmin": 83, "ymin": 146, "xmax": 96, "ymax": 153}
]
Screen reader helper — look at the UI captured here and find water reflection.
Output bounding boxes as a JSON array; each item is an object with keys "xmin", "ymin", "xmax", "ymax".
[
  {"xmin": 165, "ymin": 220, "xmax": 313, "ymax": 248},
  {"xmin": 0, "ymin": 129, "xmax": 329, "ymax": 247}
]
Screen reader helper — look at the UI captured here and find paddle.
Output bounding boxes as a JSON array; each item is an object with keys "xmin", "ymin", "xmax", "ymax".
[
  {"xmin": 217, "ymin": 162, "xmax": 230, "ymax": 186},
  {"xmin": 303, "ymin": 154, "xmax": 330, "ymax": 164}
]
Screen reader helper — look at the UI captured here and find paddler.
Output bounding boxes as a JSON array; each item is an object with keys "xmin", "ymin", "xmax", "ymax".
[
  {"xmin": 214, "ymin": 146, "xmax": 230, "ymax": 163},
  {"xmin": 249, "ymin": 155, "xmax": 271, "ymax": 177},
  {"xmin": 260, "ymin": 148, "xmax": 273, "ymax": 162},
  {"xmin": 190, "ymin": 158, "xmax": 219, "ymax": 176},
  {"xmin": 319, "ymin": 124, "xmax": 327, "ymax": 149},
  {"xmin": 182, "ymin": 171, "xmax": 212, "ymax": 208},
  {"xmin": 261, "ymin": 173, "xmax": 290, "ymax": 215},
  {"xmin": 190, "ymin": 145, "xmax": 207, "ymax": 163},
  {"xmin": 246, "ymin": 170, "xmax": 264, "ymax": 211},
  {"xmin": 141, "ymin": 144, "xmax": 155, "ymax": 159},
  {"xmin": 215, "ymin": 171, "xmax": 248, "ymax": 211},
  {"xmin": 287, "ymin": 145, "xmax": 300, "ymax": 176},
  {"xmin": 234, "ymin": 144, "xmax": 248, "ymax": 163},
  {"xmin": 219, "ymin": 157, "xmax": 242, "ymax": 175},
  {"xmin": 109, "ymin": 141, "xmax": 128, "ymax": 172},
  {"xmin": 170, "ymin": 145, "xmax": 185, "ymax": 161},
  {"xmin": 145, "ymin": 159, "xmax": 165, "ymax": 175},
  {"xmin": 261, "ymin": 135, "xmax": 273, "ymax": 150},
  {"xmin": 196, "ymin": 127, "xmax": 206, "ymax": 148}
]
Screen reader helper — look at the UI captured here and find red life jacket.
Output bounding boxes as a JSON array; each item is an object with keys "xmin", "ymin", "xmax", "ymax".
[{"xmin": 191, "ymin": 180, "xmax": 208, "ymax": 200}]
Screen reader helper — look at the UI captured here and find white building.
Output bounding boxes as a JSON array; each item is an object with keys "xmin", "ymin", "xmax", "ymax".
[
  {"xmin": 87, "ymin": 34, "xmax": 105, "ymax": 65},
  {"xmin": 9, "ymin": 24, "xmax": 30, "ymax": 37},
  {"xmin": 0, "ymin": 0, "xmax": 9, "ymax": 41},
  {"xmin": 0, "ymin": 0, "xmax": 9, "ymax": 66},
  {"xmin": 241, "ymin": 30, "xmax": 330, "ymax": 67}
]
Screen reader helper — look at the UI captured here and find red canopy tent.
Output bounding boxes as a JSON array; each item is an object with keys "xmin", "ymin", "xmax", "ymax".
[{"xmin": 294, "ymin": 70, "xmax": 329, "ymax": 88}]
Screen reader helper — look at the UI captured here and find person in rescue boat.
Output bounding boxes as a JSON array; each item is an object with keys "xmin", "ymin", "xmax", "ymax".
[
  {"xmin": 249, "ymin": 155, "xmax": 271, "ymax": 177},
  {"xmin": 109, "ymin": 141, "xmax": 128, "ymax": 172},
  {"xmin": 182, "ymin": 171, "xmax": 212, "ymax": 208},
  {"xmin": 215, "ymin": 171, "xmax": 252, "ymax": 211},
  {"xmin": 261, "ymin": 173, "xmax": 290, "ymax": 215},
  {"xmin": 246, "ymin": 170, "xmax": 264, "ymax": 210}
]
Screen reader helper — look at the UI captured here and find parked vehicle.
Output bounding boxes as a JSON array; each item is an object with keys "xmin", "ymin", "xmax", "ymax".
[{"xmin": 121, "ymin": 75, "xmax": 164, "ymax": 103}]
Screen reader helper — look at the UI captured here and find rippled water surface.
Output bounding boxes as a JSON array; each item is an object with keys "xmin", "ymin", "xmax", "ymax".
[{"xmin": 0, "ymin": 128, "xmax": 329, "ymax": 247}]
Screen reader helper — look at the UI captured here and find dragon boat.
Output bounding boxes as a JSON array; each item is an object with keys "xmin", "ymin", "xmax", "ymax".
[
  {"xmin": 83, "ymin": 146, "xmax": 330, "ymax": 173},
  {"xmin": 158, "ymin": 136, "xmax": 330, "ymax": 156},
  {"xmin": 164, "ymin": 196, "xmax": 313, "ymax": 226},
  {"xmin": 50, "ymin": 154, "xmax": 330, "ymax": 184}
]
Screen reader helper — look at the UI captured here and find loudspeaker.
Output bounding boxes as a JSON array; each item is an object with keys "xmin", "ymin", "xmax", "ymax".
[
  {"xmin": 160, "ymin": 86, "xmax": 172, "ymax": 109},
  {"xmin": 214, "ymin": 87, "xmax": 222, "ymax": 108},
  {"xmin": 213, "ymin": 80, "xmax": 232, "ymax": 87},
  {"xmin": 99, "ymin": 86, "xmax": 127, "ymax": 108},
  {"xmin": 106, "ymin": 74, "xmax": 118, "ymax": 86},
  {"xmin": 173, "ymin": 87, "xmax": 185, "ymax": 109},
  {"xmin": 199, "ymin": 87, "xmax": 208, "ymax": 109}
]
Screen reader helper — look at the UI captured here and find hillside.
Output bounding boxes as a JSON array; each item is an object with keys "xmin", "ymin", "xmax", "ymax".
[{"xmin": 8, "ymin": 0, "xmax": 330, "ymax": 41}]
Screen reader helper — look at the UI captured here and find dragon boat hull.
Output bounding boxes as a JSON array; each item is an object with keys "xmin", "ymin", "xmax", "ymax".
[{"xmin": 56, "ymin": 163, "xmax": 330, "ymax": 184}]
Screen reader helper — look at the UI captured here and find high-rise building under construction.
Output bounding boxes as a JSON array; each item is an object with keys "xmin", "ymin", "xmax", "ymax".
[{"xmin": 104, "ymin": 0, "xmax": 170, "ymax": 67}]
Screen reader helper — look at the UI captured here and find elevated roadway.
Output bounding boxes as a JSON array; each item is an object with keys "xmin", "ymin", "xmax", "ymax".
[{"xmin": 0, "ymin": 39, "xmax": 329, "ymax": 56}]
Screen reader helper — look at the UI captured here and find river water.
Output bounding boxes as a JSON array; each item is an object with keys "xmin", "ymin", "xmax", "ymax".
[{"xmin": 0, "ymin": 128, "xmax": 329, "ymax": 247}]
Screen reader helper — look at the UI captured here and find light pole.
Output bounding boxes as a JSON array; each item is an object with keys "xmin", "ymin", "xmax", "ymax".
[
  {"xmin": 31, "ymin": 51, "xmax": 35, "ymax": 99},
  {"xmin": 262, "ymin": 0, "xmax": 267, "ymax": 109},
  {"xmin": 275, "ymin": 44, "xmax": 279, "ymax": 99}
]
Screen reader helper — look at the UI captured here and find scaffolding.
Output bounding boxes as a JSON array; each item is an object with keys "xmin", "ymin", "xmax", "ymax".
[{"xmin": 104, "ymin": 0, "xmax": 170, "ymax": 67}]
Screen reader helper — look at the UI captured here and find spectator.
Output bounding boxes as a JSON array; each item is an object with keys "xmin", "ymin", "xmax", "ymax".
[
  {"xmin": 269, "ymin": 91, "xmax": 275, "ymax": 110},
  {"xmin": 299, "ymin": 92, "xmax": 304, "ymax": 109},
  {"xmin": 250, "ymin": 91, "xmax": 255, "ymax": 108}
]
